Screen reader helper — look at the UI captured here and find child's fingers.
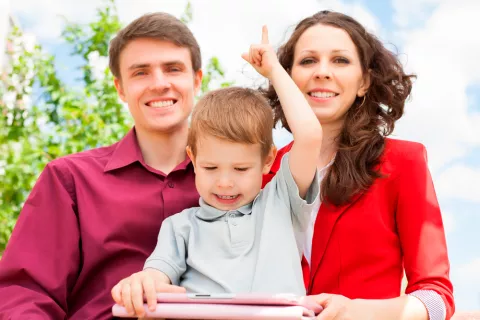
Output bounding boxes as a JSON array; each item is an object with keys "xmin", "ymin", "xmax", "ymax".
[
  {"xmin": 143, "ymin": 277, "xmax": 158, "ymax": 311},
  {"xmin": 261, "ymin": 25, "xmax": 269, "ymax": 44},
  {"xmin": 121, "ymin": 283, "xmax": 135, "ymax": 316},
  {"xmin": 111, "ymin": 283, "xmax": 123, "ymax": 305},
  {"xmin": 250, "ymin": 46, "xmax": 257, "ymax": 66},
  {"xmin": 155, "ymin": 282, "xmax": 187, "ymax": 293},
  {"xmin": 131, "ymin": 280, "xmax": 146, "ymax": 317},
  {"xmin": 254, "ymin": 49, "xmax": 262, "ymax": 66}
]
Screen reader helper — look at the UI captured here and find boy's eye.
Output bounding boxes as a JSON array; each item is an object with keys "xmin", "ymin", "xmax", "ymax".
[
  {"xmin": 203, "ymin": 167, "xmax": 217, "ymax": 171},
  {"xmin": 235, "ymin": 168, "xmax": 249, "ymax": 172}
]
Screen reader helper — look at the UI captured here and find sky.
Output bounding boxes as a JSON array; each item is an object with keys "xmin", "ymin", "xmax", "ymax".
[{"xmin": 2, "ymin": 0, "xmax": 480, "ymax": 311}]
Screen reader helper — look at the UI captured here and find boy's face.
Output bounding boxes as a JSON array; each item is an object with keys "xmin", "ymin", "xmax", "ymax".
[
  {"xmin": 114, "ymin": 38, "xmax": 202, "ymax": 135},
  {"xmin": 187, "ymin": 135, "xmax": 276, "ymax": 211}
]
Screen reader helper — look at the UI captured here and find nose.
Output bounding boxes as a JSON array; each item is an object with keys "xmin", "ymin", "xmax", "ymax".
[
  {"xmin": 150, "ymin": 70, "xmax": 171, "ymax": 91},
  {"xmin": 313, "ymin": 60, "xmax": 332, "ymax": 80},
  {"xmin": 216, "ymin": 173, "xmax": 234, "ymax": 189}
]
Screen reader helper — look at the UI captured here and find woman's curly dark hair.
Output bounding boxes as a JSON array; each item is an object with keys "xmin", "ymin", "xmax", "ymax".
[{"xmin": 263, "ymin": 10, "xmax": 416, "ymax": 206}]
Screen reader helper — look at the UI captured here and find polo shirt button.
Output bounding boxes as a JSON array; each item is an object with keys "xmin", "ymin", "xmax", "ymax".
[{"xmin": 168, "ymin": 182, "xmax": 174, "ymax": 188}]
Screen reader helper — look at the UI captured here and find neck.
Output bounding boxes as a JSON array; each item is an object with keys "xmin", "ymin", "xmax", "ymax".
[
  {"xmin": 135, "ymin": 124, "xmax": 189, "ymax": 174},
  {"xmin": 318, "ymin": 121, "xmax": 343, "ymax": 169}
]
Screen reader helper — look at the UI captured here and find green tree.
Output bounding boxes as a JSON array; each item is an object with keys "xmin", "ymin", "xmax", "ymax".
[{"xmin": 0, "ymin": 0, "xmax": 232, "ymax": 254}]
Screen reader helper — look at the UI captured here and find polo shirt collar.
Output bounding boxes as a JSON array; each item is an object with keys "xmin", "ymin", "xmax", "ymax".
[{"xmin": 196, "ymin": 197, "xmax": 254, "ymax": 221}]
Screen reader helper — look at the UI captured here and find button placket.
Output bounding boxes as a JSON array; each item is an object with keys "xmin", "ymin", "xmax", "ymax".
[{"xmin": 226, "ymin": 211, "xmax": 247, "ymax": 246}]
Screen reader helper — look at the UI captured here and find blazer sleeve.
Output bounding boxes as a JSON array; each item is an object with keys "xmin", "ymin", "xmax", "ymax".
[{"xmin": 395, "ymin": 143, "xmax": 455, "ymax": 319}]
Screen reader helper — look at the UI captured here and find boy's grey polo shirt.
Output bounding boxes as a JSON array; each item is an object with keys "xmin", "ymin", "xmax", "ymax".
[{"xmin": 144, "ymin": 153, "xmax": 320, "ymax": 295}]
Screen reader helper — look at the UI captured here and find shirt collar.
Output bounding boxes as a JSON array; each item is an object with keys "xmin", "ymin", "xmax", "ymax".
[
  {"xmin": 104, "ymin": 127, "xmax": 193, "ymax": 174},
  {"xmin": 103, "ymin": 127, "xmax": 144, "ymax": 172},
  {"xmin": 195, "ymin": 197, "xmax": 254, "ymax": 221}
]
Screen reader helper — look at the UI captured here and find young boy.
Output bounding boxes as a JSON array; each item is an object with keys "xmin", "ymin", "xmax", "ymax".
[{"xmin": 111, "ymin": 26, "xmax": 323, "ymax": 318}]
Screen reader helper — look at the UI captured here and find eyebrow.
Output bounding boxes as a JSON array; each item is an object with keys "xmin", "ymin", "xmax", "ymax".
[
  {"xmin": 198, "ymin": 161, "xmax": 255, "ymax": 166},
  {"xmin": 127, "ymin": 60, "xmax": 187, "ymax": 70},
  {"xmin": 299, "ymin": 49, "xmax": 352, "ymax": 55}
]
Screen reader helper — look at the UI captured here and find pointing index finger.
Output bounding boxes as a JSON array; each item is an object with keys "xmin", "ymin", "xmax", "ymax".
[{"xmin": 261, "ymin": 25, "xmax": 269, "ymax": 44}]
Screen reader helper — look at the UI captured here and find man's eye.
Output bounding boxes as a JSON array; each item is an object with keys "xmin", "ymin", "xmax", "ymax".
[{"xmin": 168, "ymin": 67, "xmax": 182, "ymax": 72}]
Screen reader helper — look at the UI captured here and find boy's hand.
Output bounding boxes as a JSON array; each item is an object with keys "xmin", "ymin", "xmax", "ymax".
[
  {"xmin": 111, "ymin": 268, "xmax": 186, "ymax": 318},
  {"xmin": 242, "ymin": 25, "xmax": 281, "ymax": 79}
]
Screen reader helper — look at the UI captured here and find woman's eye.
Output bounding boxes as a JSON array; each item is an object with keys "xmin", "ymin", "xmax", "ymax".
[
  {"xmin": 334, "ymin": 57, "xmax": 350, "ymax": 64},
  {"xmin": 300, "ymin": 58, "xmax": 316, "ymax": 65}
]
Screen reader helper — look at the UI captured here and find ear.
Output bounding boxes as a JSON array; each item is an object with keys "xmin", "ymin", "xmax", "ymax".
[
  {"xmin": 114, "ymin": 77, "xmax": 127, "ymax": 102},
  {"xmin": 357, "ymin": 69, "xmax": 371, "ymax": 97},
  {"xmin": 186, "ymin": 146, "xmax": 196, "ymax": 172},
  {"xmin": 193, "ymin": 69, "xmax": 203, "ymax": 96},
  {"xmin": 262, "ymin": 145, "xmax": 278, "ymax": 175}
]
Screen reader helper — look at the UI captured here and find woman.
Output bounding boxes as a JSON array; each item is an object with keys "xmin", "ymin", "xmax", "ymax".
[{"xmin": 262, "ymin": 11, "xmax": 454, "ymax": 320}]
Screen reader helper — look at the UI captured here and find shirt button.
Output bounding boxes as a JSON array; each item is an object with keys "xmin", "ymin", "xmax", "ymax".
[{"xmin": 167, "ymin": 182, "xmax": 174, "ymax": 188}]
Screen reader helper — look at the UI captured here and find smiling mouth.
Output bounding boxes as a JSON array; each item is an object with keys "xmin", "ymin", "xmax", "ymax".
[
  {"xmin": 308, "ymin": 92, "xmax": 339, "ymax": 98},
  {"xmin": 215, "ymin": 194, "xmax": 239, "ymax": 200},
  {"xmin": 147, "ymin": 100, "xmax": 177, "ymax": 108}
]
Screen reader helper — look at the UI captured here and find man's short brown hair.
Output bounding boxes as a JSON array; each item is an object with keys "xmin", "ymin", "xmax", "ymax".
[
  {"xmin": 109, "ymin": 12, "xmax": 201, "ymax": 79},
  {"xmin": 188, "ymin": 87, "xmax": 274, "ymax": 159}
]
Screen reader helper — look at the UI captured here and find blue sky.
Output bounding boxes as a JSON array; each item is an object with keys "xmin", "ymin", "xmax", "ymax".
[{"xmin": 3, "ymin": 0, "xmax": 480, "ymax": 311}]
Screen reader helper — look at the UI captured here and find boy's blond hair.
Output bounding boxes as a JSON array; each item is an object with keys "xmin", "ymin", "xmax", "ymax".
[{"xmin": 188, "ymin": 87, "xmax": 274, "ymax": 159}]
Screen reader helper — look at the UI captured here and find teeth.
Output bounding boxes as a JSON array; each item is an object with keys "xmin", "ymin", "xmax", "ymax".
[
  {"xmin": 310, "ymin": 92, "xmax": 337, "ymax": 98},
  {"xmin": 150, "ymin": 100, "xmax": 174, "ymax": 108},
  {"xmin": 217, "ymin": 195, "xmax": 238, "ymax": 200}
]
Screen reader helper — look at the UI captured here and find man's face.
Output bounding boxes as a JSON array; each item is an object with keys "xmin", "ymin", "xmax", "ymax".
[{"xmin": 114, "ymin": 38, "xmax": 202, "ymax": 135}]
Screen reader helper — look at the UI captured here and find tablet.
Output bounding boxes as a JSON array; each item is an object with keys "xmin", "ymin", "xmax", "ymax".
[
  {"xmin": 155, "ymin": 293, "xmax": 322, "ymax": 312},
  {"xmin": 111, "ymin": 293, "xmax": 322, "ymax": 319}
]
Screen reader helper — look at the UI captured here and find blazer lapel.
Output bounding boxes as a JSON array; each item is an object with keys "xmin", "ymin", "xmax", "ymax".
[{"xmin": 308, "ymin": 193, "xmax": 362, "ymax": 293}]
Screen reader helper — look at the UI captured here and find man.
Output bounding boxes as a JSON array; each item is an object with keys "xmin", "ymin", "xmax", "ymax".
[{"xmin": 0, "ymin": 12, "xmax": 202, "ymax": 319}]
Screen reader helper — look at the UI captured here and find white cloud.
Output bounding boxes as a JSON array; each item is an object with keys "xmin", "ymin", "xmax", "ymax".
[
  {"xmin": 452, "ymin": 258, "xmax": 480, "ymax": 310},
  {"xmin": 457, "ymin": 258, "xmax": 480, "ymax": 283},
  {"xmin": 436, "ymin": 165, "xmax": 480, "ymax": 203},
  {"xmin": 10, "ymin": 0, "xmax": 187, "ymax": 42},
  {"xmin": 392, "ymin": 0, "xmax": 442, "ymax": 28},
  {"xmin": 10, "ymin": 0, "xmax": 95, "ymax": 40},
  {"xmin": 116, "ymin": 0, "xmax": 187, "ymax": 25},
  {"xmin": 393, "ymin": 0, "xmax": 480, "ymax": 172},
  {"xmin": 442, "ymin": 210, "xmax": 455, "ymax": 234}
]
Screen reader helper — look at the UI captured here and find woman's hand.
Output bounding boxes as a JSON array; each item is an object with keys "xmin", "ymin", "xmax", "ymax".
[
  {"xmin": 311, "ymin": 293, "xmax": 429, "ymax": 320},
  {"xmin": 311, "ymin": 293, "xmax": 361, "ymax": 320}
]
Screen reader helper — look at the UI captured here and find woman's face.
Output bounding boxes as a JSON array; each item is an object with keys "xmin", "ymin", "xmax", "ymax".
[{"xmin": 291, "ymin": 24, "xmax": 369, "ymax": 128}]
